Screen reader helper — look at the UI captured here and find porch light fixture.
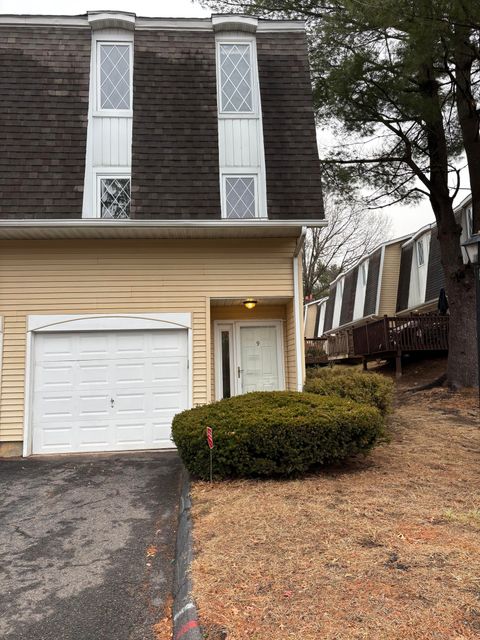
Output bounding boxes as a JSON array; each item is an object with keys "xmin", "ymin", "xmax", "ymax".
[
  {"xmin": 461, "ymin": 232, "xmax": 480, "ymax": 407},
  {"xmin": 243, "ymin": 298, "xmax": 257, "ymax": 310}
]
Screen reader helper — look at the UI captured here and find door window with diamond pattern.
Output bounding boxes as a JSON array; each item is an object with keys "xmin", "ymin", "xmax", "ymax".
[
  {"xmin": 225, "ymin": 176, "xmax": 256, "ymax": 218},
  {"xmin": 100, "ymin": 178, "xmax": 131, "ymax": 219},
  {"xmin": 99, "ymin": 43, "xmax": 131, "ymax": 110},
  {"xmin": 219, "ymin": 43, "xmax": 253, "ymax": 113}
]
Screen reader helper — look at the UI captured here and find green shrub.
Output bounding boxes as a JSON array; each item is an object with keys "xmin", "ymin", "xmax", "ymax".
[
  {"xmin": 304, "ymin": 368, "xmax": 394, "ymax": 416},
  {"xmin": 171, "ymin": 391, "xmax": 385, "ymax": 480}
]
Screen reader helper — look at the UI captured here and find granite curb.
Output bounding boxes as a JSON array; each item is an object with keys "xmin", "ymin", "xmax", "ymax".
[{"xmin": 172, "ymin": 469, "xmax": 203, "ymax": 640}]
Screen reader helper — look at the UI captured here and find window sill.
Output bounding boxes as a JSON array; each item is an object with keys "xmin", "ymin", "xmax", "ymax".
[{"xmin": 93, "ymin": 110, "xmax": 133, "ymax": 118}]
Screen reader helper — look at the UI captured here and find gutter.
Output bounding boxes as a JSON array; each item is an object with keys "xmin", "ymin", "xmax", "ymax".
[
  {"xmin": 0, "ymin": 219, "xmax": 327, "ymax": 230},
  {"xmin": 293, "ymin": 227, "xmax": 307, "ymax": 391}
]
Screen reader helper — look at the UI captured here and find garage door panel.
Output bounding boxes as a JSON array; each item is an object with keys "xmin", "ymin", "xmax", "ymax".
[
  {"xmin": 115, "ymin": 362, "xmax": 146, "ymax": 385},
  {"xmin": 78, "ymin": 334, "xmax": 110, "ymax": 358},
  {"xmin": 115, "ymin": 391, "xmax": 147, "ymax": 416},
  {"xmin": 151, "ymin": 331, "xmax": 187, "ymax": 355},
  {"xmin": 37, "ymin": 364, "xmax": 75, "ymax": 389},
  {"xmin": 37, "ymin": 424, "xmax": 75, "ymax": 450},
  {"xmin": 151, "ymin": 360, "xmax": 186, "ymax": 383},
  {"xmin": 152, "ymin": 422, "xmax": 175, "ymax": 447},
  {"xmin": 31, "ymin": 329, "xmax": 188, "ymax": 454},
  {"xmin": 78, "ymin": 393, "xmax": 111, "ymax": 417},
  {"xmin": 78, "ymin": 363, "xmax": 110, "ymax": 387}
]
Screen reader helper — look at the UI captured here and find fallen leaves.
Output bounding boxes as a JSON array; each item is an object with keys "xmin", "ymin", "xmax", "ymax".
[{"xmin": 190, "ymin": 376, "xmax": 479, "ymax": 639}]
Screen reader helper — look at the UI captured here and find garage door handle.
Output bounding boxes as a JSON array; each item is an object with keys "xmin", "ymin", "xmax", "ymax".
[{"xmin": 110, "ymin": 398, "xmax": 115, "ymax": 407}]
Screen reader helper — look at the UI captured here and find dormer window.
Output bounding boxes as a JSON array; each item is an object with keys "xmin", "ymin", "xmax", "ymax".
[
  {"xmin": 224, "ymin": 175, "xmax": 256, "ymax": 218},
  {"xmin": 218, "ymin": 43, "xmax": 254, "ymax": 113},
  {"xmin": 466, "ymin": 206, "xmax": 473, "ymax": 238},
  {"xmin": 99, "ymin": 176, "xmax": 131, "ymax": 219},
  {"xmin": 98, "ymin": 42, "xmax": 132, "ymax": 111},
  {"xmin": 360, "ymin": 262, "xmax": 368, "ymax": 286},
  {"xmin": 416, "ymin": 239, "xmax": 425, "ymax": 266}
]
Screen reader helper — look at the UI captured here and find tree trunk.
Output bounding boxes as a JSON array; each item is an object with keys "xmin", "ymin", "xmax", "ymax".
[
  {"xmin": 435, "ymin": 209, "xmax": 478, "ymax": 388},
  {"xmin": 421, "ymin": 61, "xmax": 478, "ymax": 387}
]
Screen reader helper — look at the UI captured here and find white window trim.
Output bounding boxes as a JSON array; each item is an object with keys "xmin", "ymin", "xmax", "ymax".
[
  {"xmin": 221, "ymin": 172, "xmax": 259, "ymax": 219},
  {"xmin": 96, "ymin": 171, "xmax": 131, "ymax": 219},
  {"xmin": 214, "ymin": 320, "xmax": 286, "ymax": 400},
  {"xmin": 23, "ymin": 313, "xmax": 193, "ymax": 457},
  {"xmin": 95, "ymin": 40, "xmax": 133, "ymax": 117},
  {"xmin": 216, "ymin": 35, "xmax": 260, "ymax": 119}
]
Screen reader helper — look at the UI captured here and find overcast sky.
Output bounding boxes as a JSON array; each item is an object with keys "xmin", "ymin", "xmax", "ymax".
[{"xmin": 1, "ymin": 0, "xmax": 470, "ymax": 237}]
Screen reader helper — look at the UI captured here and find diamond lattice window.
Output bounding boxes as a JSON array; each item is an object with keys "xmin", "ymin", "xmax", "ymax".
[
  {"xmin": 99, "ymin": 44, "xmax": 131, "ymax": 110},
  {"xmin": 219, "ymin": 43, "xmax": 253, "ymax": 113},
  {"xmin": 100, "ymin": 178, "xmax": 131, "ymax": 219},
  {"xmin": 225, "ymin": 177, "xmax": 256, "ymax": 218}
]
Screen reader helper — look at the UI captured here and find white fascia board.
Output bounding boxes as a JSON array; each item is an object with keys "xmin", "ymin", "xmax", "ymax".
[
  {"xmin": 0, "ymin": 219, "xmax": 327, "ymax": 230},
  {"xmin": 0, "ymin": 14, "xmax": 306, "ymax": 32},
  {"xmin": 257, "ymin": 20, "xmax": 306, "ymax": 32},
  {"xmin": 0, "ymin": 14, "xmax": 88, "ymax": 27},
  {"xmin": 401, "ymin": 223, "xmax": 436, "ymax": 248},
  {"xmin": 454, "ymin": 192, "xmax": 472, "ymax": 213},
  {"xmin": 135, "ymin": 18, "xmax": 212, "ymax": 31}
]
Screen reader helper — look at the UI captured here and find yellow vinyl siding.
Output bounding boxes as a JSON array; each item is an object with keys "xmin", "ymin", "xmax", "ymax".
[
  {"xmin": 304, "ymin": 304, "xmax": 317, "ymax": 339},
  {"xmin": 378, "ymin": 243, "xmax": 403, "ymax": 316},
  {"xmin": 0, "ymin": 238, "xmax": 296, "ymax": 442}
]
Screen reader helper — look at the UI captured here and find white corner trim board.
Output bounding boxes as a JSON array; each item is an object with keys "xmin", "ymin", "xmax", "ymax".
[{"xmin": 27, "ymin": 313, "xmax": 192, "ymax": 333}]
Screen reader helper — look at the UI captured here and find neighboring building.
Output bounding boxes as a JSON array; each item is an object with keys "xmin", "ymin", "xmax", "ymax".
[
  {"xmin": 322, "ymin": 235, "xmax": 411, "ymax": 335},
  {"xmin": 303, "ymin": 194, "xmax": 473, "ymax": 365},
  {"xmin": 0, "ymin": 11, "xmax": 324, "ymax": 456},
  {"xmin": 397, "ymin": 196, "xmax": 472, "ymax": 316}
]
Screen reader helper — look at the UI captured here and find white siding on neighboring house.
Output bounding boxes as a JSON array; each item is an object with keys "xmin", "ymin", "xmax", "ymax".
[
  {"xmin": 353, "ymin": 259, "xmax": 369, "ymax": 321},
  {"xmin": 316, "ymin": 299, "xmax": 327, "ymax": 337},
  {"xmin": 82, "ymin": 26, "xmax": 134, "ymax": 218},
  {"xmin": 460, "ymin": 203, "xmax": 473, "ymax": 264},
  {"xmin": 408, "ymin": 231, "xmax": 431, "ymax": 309},
  {"xmin": 332, "ymin": 277, "xmax": 344, "ymax": 329},
  {"xmin": 215, "ymin": 22, "xmax": 268, "ymax": 219}
]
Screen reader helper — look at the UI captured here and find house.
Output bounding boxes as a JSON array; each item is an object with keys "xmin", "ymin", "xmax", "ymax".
[
  {"xmin": 319, "ymin": 235, "xmax": 411, "ymax": 357},
  {"xmin": 0, "ymin": 11, "xmax": 324, "ymax": 456},
  {"xmin": 396, "ymin": 196, "xmax": 471, "ymax": 316}
]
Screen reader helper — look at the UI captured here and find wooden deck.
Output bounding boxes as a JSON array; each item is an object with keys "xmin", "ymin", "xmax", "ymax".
[
  {"xmin": 352, "ymin": 314, "xmax": 449, "ymax": 376},
  {"xmin": 305, "ymin": 337, "xmax": 328, "ymax": 366}
]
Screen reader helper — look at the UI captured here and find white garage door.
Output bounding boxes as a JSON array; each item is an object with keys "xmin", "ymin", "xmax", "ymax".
[{"xmin": 31, "ymin": 329, "xmax": 188, "ymax": 454}]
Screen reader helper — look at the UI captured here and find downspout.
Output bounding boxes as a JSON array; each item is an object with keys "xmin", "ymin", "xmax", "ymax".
[{"xmin": 293, "ymin": 227, "xmax": 307, "ymax": 391}]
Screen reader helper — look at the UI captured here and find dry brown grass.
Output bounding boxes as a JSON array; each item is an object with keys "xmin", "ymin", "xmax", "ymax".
[{"xmin": 190, "ymin": 383, "xmax": 480, "ymax": 639}]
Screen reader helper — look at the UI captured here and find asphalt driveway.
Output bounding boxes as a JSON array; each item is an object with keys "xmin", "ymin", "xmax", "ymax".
[{"xmin": 0, "ymin": 452, "xmax": 183, "ymax": 640}]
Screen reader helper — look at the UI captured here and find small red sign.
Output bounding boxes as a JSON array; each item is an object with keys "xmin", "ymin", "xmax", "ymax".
[{"xmin": 206, "ymin": 427, "xmax": 214, "ymax": 450}]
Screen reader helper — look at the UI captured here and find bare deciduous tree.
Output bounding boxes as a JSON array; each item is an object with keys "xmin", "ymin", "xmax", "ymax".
[{"xmin": 303, "ymin": 192, "xmax": 392, "ymax": 299}]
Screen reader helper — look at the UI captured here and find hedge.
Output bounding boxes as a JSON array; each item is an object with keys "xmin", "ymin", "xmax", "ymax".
[
  {"xmin": 171, "ymin": 391, "xmax": 385, "ymax": 480},
  {"xmin": 304, "ymin": 368, "xmax": 394, "ymax": 416}
]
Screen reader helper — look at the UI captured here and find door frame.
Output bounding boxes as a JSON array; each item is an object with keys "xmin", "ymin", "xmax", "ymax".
[
  {"xmin": 23, "ymin": 313, "xmax": 192, "ymax": 457},
  {"xmin": 214, "ymin": 320, "xmax": 285, "ymax": 400}
]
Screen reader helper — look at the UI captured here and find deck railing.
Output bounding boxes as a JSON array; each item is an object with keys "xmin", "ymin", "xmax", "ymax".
[
  {"xmin": 352, "ymin": 315, "xmax": 449, "ymax": 356},
  {"xmin": 305, "ymin": 337, "xmax": 328, "ymax": 365},
  {"xmin": 327, "ymin": 330, "xmax": 353, "ymax": 359}
]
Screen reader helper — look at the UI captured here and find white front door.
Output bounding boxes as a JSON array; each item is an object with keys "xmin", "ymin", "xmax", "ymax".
[
  {"xmin": 215, "ymin": 321, "xmax": 284, "ymax": 399},
  {"xmin": 31, "ymin": 329, "xmax": 188, "ymax": 454},
  {"xmin": 237, "ymin": 325, "xmax": 281, "ymax": 393}
]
